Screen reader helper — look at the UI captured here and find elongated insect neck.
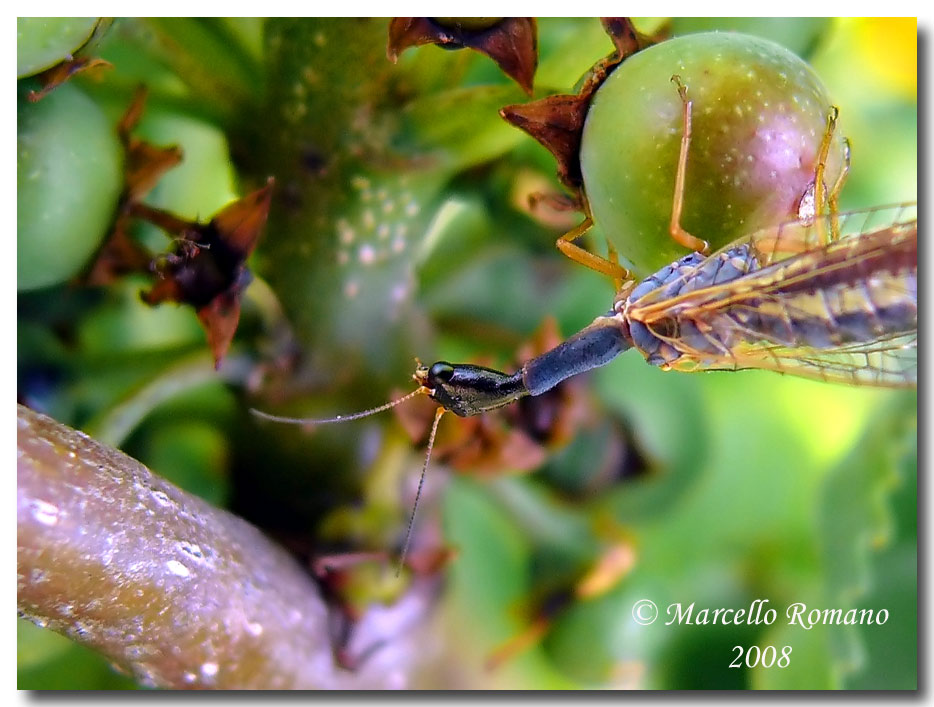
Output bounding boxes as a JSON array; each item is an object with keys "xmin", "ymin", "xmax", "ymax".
[
  {"xmin": 522, "ymin": 313, "xmax": 630, "ymax": 396},
  {"xmin": 424, "ymin": 314, "xmax": 631, "ymax": 415}
]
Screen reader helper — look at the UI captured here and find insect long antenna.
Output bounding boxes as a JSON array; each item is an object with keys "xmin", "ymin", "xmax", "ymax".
[
  {"xmin": 397, "ymin": 405, "xmax": 446, "ymax": 576},
  {"xmin": 249, "ymin": 386, "xmax": 430, "ymax": 425}
]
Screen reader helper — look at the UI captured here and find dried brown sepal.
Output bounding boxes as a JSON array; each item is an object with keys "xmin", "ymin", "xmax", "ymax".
[
  {"xmin": 444, "ymin": 415, "xmax": 548, "ymax": 474},
  {"xmin": 387, "ymin": 17, "xmax": 452, "ymax": 59},
  {"xmin": 393, "ymin": 382, "xmax": 547, "ymax": 475},
  {"xmin": 83, "ymin": 88, "xmax": 184, "ymax": 285},
  {"xmin": 129, "ymin": 201, "xmax": 198, "ymax": 241},
  {"xmin": 117, "ymin": 84, "xmax": 148, "ymax": 136},
  {"xmin": 211, "ymin": 177, "xmax": 276, "ymax": 255},
  {"xmin": 83, "ymin": 223, "xmax": 152, "ymax": 285},
  {"xmin": 508, "ymin": 170, "xmax": 582, "ymax": 230},
  {"xmin": 125, "ymin": 139, "xmax": 184, "ymax": 203},
  {"xmin": 600, "ymin": 16, "xmax": 653, "ymax": 57},
  {"xmin": 26, "ymin": 57, "xmax": 112, "ymax": 102},
  {"xmin": 500, "ymin": 17, "xmax": 653, "ymax": 190},
  {"xmin": 197, "ymin": 289, "xmax": 245, "ymax": 371},
  {"xmin": 388, "ymin": 17, "xmax": 537, "ymax": 95},
  {"xmin": 118, "ymin": 87, "xmax": 185, "ymax": 202},
  {"xmin": 141, "ymin": 180, "xmax": 275, "ymax": 368},
  {"xmin": 501, "ymin": 94, "xmax": 592, "ymax": 189},
  {"xmin": 526, "ymin": 190, "xmax": 580, "ymax": 214}
]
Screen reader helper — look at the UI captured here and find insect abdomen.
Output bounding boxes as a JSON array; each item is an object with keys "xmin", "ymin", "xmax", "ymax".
[{"xmin": 731, "ymin": 222, "xmax": 917, "ymax": 349}]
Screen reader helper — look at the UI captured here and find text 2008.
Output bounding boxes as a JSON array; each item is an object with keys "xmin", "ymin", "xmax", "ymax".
[{"xmin": 729, "ymin": 645, "xmax": 792, "ymax": 669}]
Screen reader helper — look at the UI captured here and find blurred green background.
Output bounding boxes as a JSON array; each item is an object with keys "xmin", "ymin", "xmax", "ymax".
[{"xmin": 17, "ymin": 18, "xmax": 916, "ymax": 689}]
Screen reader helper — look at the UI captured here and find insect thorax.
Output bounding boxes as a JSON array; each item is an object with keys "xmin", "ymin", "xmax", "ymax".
[{"xmin": 623, "ymin": 246, "xmax": 761, "ymax": 367}]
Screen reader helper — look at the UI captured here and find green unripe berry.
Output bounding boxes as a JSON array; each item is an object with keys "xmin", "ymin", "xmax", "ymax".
[
  {"xmin": 581, "ymin": 32, "xmax": 847, "ymax": 274},
  {"xmin": 17, "ymin": 17, "xmax": 99, "ymax": 78},
  {"xmin": 18, "ymin": 84, "xmax": 122, "ymax": 291}
]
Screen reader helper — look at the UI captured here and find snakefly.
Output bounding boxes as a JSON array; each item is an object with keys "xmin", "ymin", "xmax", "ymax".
[{"xmin": 253, "ymin": 202, "xmax": 917, "ymax": 565}]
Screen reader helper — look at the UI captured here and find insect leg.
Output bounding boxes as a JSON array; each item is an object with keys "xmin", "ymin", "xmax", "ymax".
[
  {"xmin": 812, "ymin": 106, "xmax": 847, "ymax": 243},
  {"xmin": 668, "ymin": 76, "xmax": 710, "ymax": 254},
  {"xmin": 555, "ymin": 214, "xmax": 631, "ymax": 282},
  {"xmin": 604, "ymin": 238, "xmax": 626, "ymax": 292},
  {"xmin": 828, "ymin": 137, "xmax": 851, "ymax": 240}
]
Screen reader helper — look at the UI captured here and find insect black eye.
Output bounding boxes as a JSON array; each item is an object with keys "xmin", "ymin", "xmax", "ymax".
[{"xmin": 428, "ymin": 361, "xmax": 455, "ymax": 384}]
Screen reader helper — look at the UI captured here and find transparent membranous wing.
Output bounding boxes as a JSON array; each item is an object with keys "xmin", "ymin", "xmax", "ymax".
[
  {"xmin": 625, "ymin": 204, "xmax": 917, "ymax": 387},
  {"xmin": 749, "ymin": 202, "xmax": 917, "ymax": 266}
]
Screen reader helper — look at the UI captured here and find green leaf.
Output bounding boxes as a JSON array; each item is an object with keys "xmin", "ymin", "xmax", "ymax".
[
  {"xmin": 398, "ymin": 85, "xmax": 527, "ymax": 173},
  {"xmin": 18, "ymin": 619, "xmax": 139, "ymax": 689},
  {"xmin": 750, "ymin": 598, "xmax": 834, "ymax": 689},
  {"xmin": 442, "ymin": 476, "xmax": 577, "ymax": 688},
  {"xmin": 816, "ymin": 393, "xmax": 917, "ymax": 686},
  {"xmin": 83, "ymin": 350, "xmax": 250, "ymax": 447}
]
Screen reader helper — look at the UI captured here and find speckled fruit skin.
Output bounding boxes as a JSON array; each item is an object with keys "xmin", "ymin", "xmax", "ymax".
[
  {"xmin": 18, "ymin": 84, "xmax": 122, "ymax": 291},
  {"xmin": 581, "ymin": 32, "xmax": 847, "ymax": 275},
  {"xmin": 16, "ymin": 18, "xmax": 99, "ymax": 78}
]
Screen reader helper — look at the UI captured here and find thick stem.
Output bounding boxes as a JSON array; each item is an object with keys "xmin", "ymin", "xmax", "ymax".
[{"xmin": 16, "ymin": 404, "xmax": 422, "ymax": 689}]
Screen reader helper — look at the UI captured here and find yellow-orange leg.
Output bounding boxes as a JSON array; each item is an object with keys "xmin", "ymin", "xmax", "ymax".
[
  {"xmin": 812, "ymin": 106, "xmax": 850, "ymax": 243},
  {"xmin": 765, "ymin": 109, "xmax": 850, "ymax": 257},
  {"xmin": 812, "ymin": 106, "xmax": 838, "ymax": 220},
  {"xmin": 604, "ymin": 239, "xmax": 626, "ymax": 293},
  {"xmin": 669, "ymin": 76, "xmax": 710, "ymax": 254},
  {"xmin": 827, "ymin": 136, "xmax": 851, "ymax": 242},
  {"xmin": 556, "ymin": 215, "xmax": 631, "ymax": 283},
  {"xmin": 484, "ymin": 615, "xmax": 552, "ymax": 672},
  {"xmin": 829, "ymin": 137, "xmax": 851, "ymax": 214}
]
